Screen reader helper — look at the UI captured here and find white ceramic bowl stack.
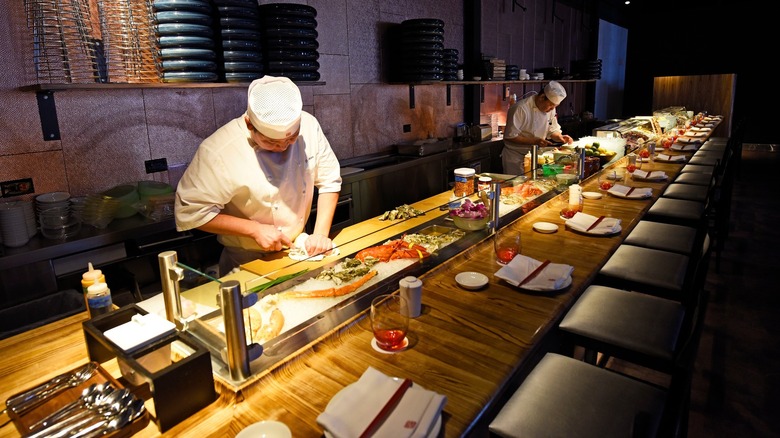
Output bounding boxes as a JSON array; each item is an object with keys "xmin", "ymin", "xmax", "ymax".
[{"xmin": 0, "ymin": 200, "xmax": 36, "ymax": 247}]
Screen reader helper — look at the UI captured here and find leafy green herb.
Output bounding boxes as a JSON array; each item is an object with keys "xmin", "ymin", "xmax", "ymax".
[{"xmin": 247, "ymin": 269, "xmax": 309, "ymax": 294}]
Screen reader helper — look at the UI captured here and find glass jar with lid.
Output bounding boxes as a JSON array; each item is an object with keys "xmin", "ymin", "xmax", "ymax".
[{"xmin": 453, "ymin": 168, "xmax": 476, "ymax": 197}]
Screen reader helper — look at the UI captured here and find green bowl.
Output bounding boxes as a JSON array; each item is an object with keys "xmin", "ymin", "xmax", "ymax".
[{"xmin": 452, "ymin": 215, "xmax": 489, "ymax": 231}]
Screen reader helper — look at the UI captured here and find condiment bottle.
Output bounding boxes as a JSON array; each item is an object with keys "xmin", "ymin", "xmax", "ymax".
[
  {"xmin": 453, "ymin": 168, "xmax": 476, "ymax": 197},
  {"xmin": 568, "ymin": 183, "xmax": 583, "ymax": 213},
  {"xmin": 81, "ymin": 262, "xmax": 106, "ymax": 311},
  {"xmin": 399, "ymin": 276, "xmax": 422, "ymax": 318},
  {"xmin": 86, "ymin": 282, "xmax": 113, "ymax": 317}
]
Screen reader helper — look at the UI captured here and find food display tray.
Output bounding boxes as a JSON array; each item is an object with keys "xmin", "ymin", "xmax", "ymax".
[{"xmin": 6, "ymin": 362, "xmax": 149, "ymax": 437}]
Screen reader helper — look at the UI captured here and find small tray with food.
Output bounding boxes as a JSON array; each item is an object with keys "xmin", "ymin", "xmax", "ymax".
[{"xmin": 5, "ymin": 362, "xmax": 149, "ymax": 438}]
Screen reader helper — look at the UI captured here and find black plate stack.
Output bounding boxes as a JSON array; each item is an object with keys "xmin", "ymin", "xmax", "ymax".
[
  {"xmin": 213, "ymin": 0, "xmax": 264, "ymax": 82},
  {"xmin": 505, "ymin": 64, "xmax": 520, "ymax": 80},
  {"xmin": 154, "ymin": 0, "xmax": 218, "ymax": 83},
  {"xmin": 258, "ymin": 3, "xmax": 320, "ymax": 82},
  {"xmin": 441, "ymin": 49, "xmax": 458, "ymax": 81},
  {"xmin": 572, "ymin": 59, "xmax": 602, "ymax": 79},
  {"xmin": 396, "ymin": 18, "xmax": 444, "ymax": 82}
]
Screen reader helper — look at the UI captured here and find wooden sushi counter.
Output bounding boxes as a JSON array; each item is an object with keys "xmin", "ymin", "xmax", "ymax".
[{"xmin": 0, "ymin": 154, "xmax": 690, "ymax": 438}]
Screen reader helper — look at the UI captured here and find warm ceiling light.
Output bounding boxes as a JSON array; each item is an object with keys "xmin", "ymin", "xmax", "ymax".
[{"xmin": 625, "ymin": 0, "xmax": 630, "ymax": 3}]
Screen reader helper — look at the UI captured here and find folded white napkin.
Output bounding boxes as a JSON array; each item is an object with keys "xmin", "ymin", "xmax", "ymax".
[
  {"xmin": 608, "ymin": 184, "xmax": 652, "ymax": 198},
  {"xmin": 675, "ymin": 136, "xmax": 702, "ymax": 144},
  {"xmin": 317, "ymin": 367, "xmax": 447, "ymax": 438},
  {"xmin": 657, "ymin": 153, "xmax": 687, "ymax": 162},
  {"xmin": 289, "ymin": 233, "xmax": 340, "ymax": 261},
  {"xmin": 671, "ymin": 142, "xmax": 698, "ymax": 151},
  {"xmin": 632, "ymin": 169, "xmax": 667, "ymax": 180},
  {"xmin": 495, "ymin": 254, "xmax": 574, "ymax": 290},
  {"xmin": 683, "ymin": 131, "xmax": 706, "ymax": 137},
  {"xmin": 565, "ymin": 212, "xmax": 621, "ymax": 235}
]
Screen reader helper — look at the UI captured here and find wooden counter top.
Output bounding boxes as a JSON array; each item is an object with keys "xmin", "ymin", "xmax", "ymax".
[{"xmin": 0, "ymin": 153, "xmax": 694, "ymax": 438}]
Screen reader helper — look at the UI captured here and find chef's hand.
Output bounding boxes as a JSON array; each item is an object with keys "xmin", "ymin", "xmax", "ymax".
[
  {"xmin": 305, "ymin": 233, "xmax": 334, "ymax": 257},
  {"xmin": 536, "ymin": 138, "xmax": 554, "ymax": 147},
  {"xmin": 561, "ymin": 135, "xmax": 574, "ymax": 144},
  {"xmin": 253, "ymin": 224, "xmax": 293, "ymax": 252}
]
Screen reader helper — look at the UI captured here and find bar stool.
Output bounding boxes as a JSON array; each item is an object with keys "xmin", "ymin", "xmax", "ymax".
[
  {"xmin": 624, "ymin": 221, "xmax": 698, "ymax": 255},
  {"xmin": 644, "ymin": 198, "xmax": 705, "ymax": 229},
  {"xmin": 662, "ymin": 183, "xmax": 710, "ymax": 203},
  {"xmin": 679, "ymin": 163, "xmax": 715, "ymax": 175},
  {"xmin": 488, "ymin": 353, "xmax": 669, "ymax": 438}
]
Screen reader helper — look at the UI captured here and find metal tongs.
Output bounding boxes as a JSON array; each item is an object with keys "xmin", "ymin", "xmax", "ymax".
[{"xmin": 5, "ymin": 363, "xmax": 98, "ymax": 416}]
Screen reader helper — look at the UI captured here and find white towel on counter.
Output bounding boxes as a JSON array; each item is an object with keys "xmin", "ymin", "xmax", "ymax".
[
  {"xmin": 317, "ymin": 367, "xmax": 447, "ymax": 438},
  {"xmin": 632, "ymin": 169, "xmax": 668, "ymax": 180},
  {"xmin": 565, "ymin": 212, "xmax": 621, "ymax": 235},
  {"xmin": 657, "ymin": 153, "xmax": 687, "ymax": 162},
  {"xmin": 288, "ymin": 233, "xmax": 340, "ymax": 261},
  {"xmin": 671, "ymin": 142, "xmax": 698, "ymax": 151},
  {"xmin": 608, "ymin": 184, "xmax": 652, "ymax": 199},
  {"xmin": 495, "ymin": 254, "xmax": 574, "ymax": 290}
]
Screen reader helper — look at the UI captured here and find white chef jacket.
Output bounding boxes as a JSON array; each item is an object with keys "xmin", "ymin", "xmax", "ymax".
[
  {"xmin": 502, "ymin": 93, "xmax": 562, "ymax": 175},
  {"xmin": 175, "ymin": 111, "xmax": 342, "ymax": 253}
]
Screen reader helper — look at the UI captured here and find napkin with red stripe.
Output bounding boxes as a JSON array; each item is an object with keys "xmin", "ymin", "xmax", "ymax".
[
  {"xmin": 495, "ymin": 254, "xmax": 573, "ymax": 290},
  {"xmin": 565, "ymin": 212, "xmax": 621, "ymax": 235},
  {"xmin": 317, "ymin": 367, "xmax": 446, "ymax": 438}
]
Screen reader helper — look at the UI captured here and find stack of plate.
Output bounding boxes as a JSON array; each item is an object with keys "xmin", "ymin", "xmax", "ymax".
[
  {"xmin": 572, "ymin": 59, "xmax": 602, "ymax": 79},
  {"xmin": 154, "ymin": 0, "xmax": 218, "ymax": 83},
  {"xmin": 0, "ymin": 200, "xmax": 36, "ymax": 247},
  {"xmin": 214, "ymin": 0, "xmax": 264, "ymax": 82},
  {"xmin": 259, "ymin": 3, "xmax": 320, "ymax": 82},
  {"xmin": 441, "ymin": 49, "xmax": 458, "ymax": 81},
  {"xmin": 506, "ymin": 65, "xmax": 520, "ymax": 80},
  {"xmin": 397, "ymin": 18, "xmax": 445, "ymax": 82}
]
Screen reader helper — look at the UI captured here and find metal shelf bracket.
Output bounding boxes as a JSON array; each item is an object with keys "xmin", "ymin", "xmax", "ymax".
[{"xmin": 36, "ymin": 90, "xmax": 60, "ymax": 141}]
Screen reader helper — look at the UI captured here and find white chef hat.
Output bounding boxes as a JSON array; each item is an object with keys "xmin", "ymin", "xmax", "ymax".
[
  {"xmin": 543, "ymin": 81, "xmax": 567, "ymax": 105},
  {"xmin": 247, "ymin": 75, "xmax": 302, "ymax": 139}
]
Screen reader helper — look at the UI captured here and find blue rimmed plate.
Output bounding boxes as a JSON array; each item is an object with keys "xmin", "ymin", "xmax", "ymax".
[
  {"xmin": 262, "ymin": 38, "xmax": 318, "ymax": 50},
  {"xmin": 257, "ymin": 3, "xmax": 316, "ymax": 18},
  {"xmin": 156, "ymin": 23, "xmax": 213, "ymax": 37},
  {"xmin": 225, "ymin": 71, "xmax": 264, "ymax": 82},
  {"xmin": 262, "ymin": 27, "xmax": 318, "ymax": 39},
  {"xmin": 267, "ymin": 60, "xmax": 319, "ymax": 72},
  {"xmin": 161, "ymin": 59, "xmax": 217, "ymax": 71},
  {"xmin": 260, "ymin": 15, "xmax": 317, "ymax": 28},
  {"xmin": 219, "ymin": 17, "xmax": 260, "ymax": 28},
  {"xmin": 158, "ymin": 35, "xmax": 214, "ymax": 48},
  {"xmin": 264, "ymin": 49, "xmax": 319, "ymax": 61},
  {"xmin": 264, "ymin": 71, "xmax": 320, "ymax": 81},
  {"xmin": 216, "ymin": 5, "xmax": 260, "ymax": 17},
  {"xmin": 222, "ymin": 50, "xmax": 262, "ymax": 62},
  {"xmin": 153, "ymin": 0, "xmax": 212, "ymax": 13},
  {"xmin": 160, "ymin": 47, "xmax": 216, "ymax": 59},
  {"xmin": 221, "ymin": 28, "xmax": 261, "ymax": 39},
  {"xmin": 155, "ymin": 10, "xmax": 212, "ymax": 25},
  {"xmin": 221, "ymin": 38, "xmax": 261, "ymax": 50},
  {"xmin": 162, "ymin": 71, "xmax": 218, "ymax": 82},
  {"xmin": 223, "ymin": 61, "xmax": 263, "ymax": 72}
]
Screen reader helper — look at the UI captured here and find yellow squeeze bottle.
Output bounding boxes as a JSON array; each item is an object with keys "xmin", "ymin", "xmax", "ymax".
[{"xmin": 81, "ymin": 263, "xmax": 106, "ymax": 311}]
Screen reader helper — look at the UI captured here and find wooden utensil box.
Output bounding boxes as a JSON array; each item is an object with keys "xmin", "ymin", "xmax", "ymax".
[{"xmin": 82, "ymin": 304, "xmax": 216, "ymax": 432}]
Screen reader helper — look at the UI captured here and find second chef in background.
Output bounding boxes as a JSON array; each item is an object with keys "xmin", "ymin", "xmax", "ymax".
[{"xmin": 175, "ymin": 75, "xmax": 342, "ymax": 276}]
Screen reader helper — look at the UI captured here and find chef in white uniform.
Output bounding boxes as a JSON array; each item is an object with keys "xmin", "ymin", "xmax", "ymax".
[
  {"xmin": 502, "ymin": 80, "xmax": 574, "ymax": 176},
  {"xmin": 175, "ymin": 75, "xmax": 342, "ymax": 275}
]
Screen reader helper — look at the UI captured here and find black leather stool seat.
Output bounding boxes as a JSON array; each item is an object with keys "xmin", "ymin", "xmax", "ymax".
[
  {"xmin": 645, "ymin": 198, "xmax": 705, "ymax": 227},
  {"xmin": 662, "ymin": 183, "xmax": 710, "ymax": 202},
  {"xmin": 674, "ymin": 172, "xmax": 712, "ymax": 186},
  {"xmin": 597, "ymin": 245, "xmax": 689, "ymax": 300},
  {"xmin": 699, "ymin": 142, "xmax": 727, "ymax": 152},
  {"xmin": 693, "ymin": 149, "xmax": 725, "ymax": 158},
  {"xmin": 688, "ymin": 155, "xmax": 720, "ymax": 166},
  {"xmin": 488, "ymin": 353, "xmax": 667, "ymax": 438},
  {"xmin": 680, "ymin": 164, "xmax": 715, "ymax": 174},
  {"xmin": 624, "ymin": 221, "xmax": 698, "ymax": 255},
  {"xmin": 559, "ymin": 285, "xmax": 685, "ymax": 363}
]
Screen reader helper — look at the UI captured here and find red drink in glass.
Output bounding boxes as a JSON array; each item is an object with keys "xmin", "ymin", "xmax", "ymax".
[{"xmin": 373, "ymin": 328, "xmax": 407, "ymax": 351}]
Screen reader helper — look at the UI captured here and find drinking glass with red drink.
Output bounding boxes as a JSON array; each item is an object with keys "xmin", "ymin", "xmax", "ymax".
[
  {"xmin": 371, "ymin": 294, "xmax": 409, "ymax": 351},
  {"xmin": 494, "ymin": 229, "xmax": 521, "ymax": 265}
]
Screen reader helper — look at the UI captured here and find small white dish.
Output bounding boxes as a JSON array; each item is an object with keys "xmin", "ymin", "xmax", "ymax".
[
  {"xmin": 533, "ymin": 222, "xmax": 559, "ymax": 233},
  {"xmin": 236, "ymin": 420, "xmax": 292, "ymax": 438},
  {"xmin": 581, "ymin": 191, "xmax": 602, "ymax": 200},
  {"xmin": 456, "ymin": 271, "xmax": 488, "ymax": 290}
]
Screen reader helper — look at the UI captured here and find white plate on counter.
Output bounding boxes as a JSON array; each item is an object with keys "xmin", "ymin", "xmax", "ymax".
[
  {"xmin": 237, "ymin": 421, "xmax": 292, "ymax": 438},
  {"xmin": 456, "ymin": 271, "xmax": 489, "ymax": 290},
  {"xmin": 533, "ymin": 221, "xmax": 559, "ymax": 233}
]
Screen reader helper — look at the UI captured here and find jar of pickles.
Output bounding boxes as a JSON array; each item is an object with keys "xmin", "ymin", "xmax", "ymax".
[{"xmin": 453, "ymin": 168, "xmax": 476, "ymax": 197}]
